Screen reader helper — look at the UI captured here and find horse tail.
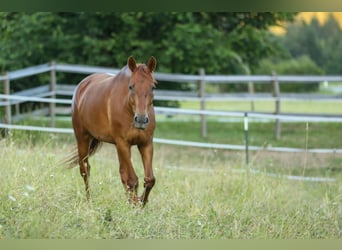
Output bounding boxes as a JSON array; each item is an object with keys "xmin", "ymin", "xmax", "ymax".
[
  {"xmin": 61, "ymin": 148, "xmax": 79, "ymax": 169},
  {"xmin": 88, "ymin": 138, "xmax": 103, "ymax": 158},
  {"xmin": 61, "ymin": 138, "xmax": 103, "ymax": 169}
]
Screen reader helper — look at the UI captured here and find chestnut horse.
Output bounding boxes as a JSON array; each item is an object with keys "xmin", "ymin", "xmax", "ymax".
[{"xmin": 65, "ymin": 56, "xmax": 157, "ymax": 207}]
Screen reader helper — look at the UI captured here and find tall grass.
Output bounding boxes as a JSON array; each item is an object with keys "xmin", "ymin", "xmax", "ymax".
[{"xmin": 0, "ymin": 135, "xmax": 340, "ymax": 239}]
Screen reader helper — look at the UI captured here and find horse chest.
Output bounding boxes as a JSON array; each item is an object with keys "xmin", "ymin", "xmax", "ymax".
[{"xmin": 125, "ymin": 129, "xmax": 151, "ymax": 145}]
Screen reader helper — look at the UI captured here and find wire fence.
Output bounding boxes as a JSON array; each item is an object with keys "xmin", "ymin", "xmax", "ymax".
[{"xmin": 0, "ymin": 94, "xmax": 341, "ymax": 154}]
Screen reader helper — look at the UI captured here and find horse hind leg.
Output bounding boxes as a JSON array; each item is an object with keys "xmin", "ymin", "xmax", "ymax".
[
  {"xmin": 80, "ymin": 158, "xmax": 91, "ymax": 200},
  {"xmin": 77, "ymin": 136, "xmax": 93, "ymax": 200}
]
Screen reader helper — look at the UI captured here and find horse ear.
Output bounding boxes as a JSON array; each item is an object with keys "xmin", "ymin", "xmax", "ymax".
[
  {"xmin": 127, "ymin": 56, "xmax": 137, "ymax": 72},
  {"xmin": 147, "ymin": 56, "xmax": 157, "ymax": 72}
]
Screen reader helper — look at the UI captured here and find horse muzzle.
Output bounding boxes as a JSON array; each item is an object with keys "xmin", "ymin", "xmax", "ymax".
[{"xmin": 134, "ymin": 114, "xmax": 149, "ymax": 129}]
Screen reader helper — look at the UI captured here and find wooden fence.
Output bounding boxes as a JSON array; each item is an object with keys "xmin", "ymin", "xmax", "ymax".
[{"xmin": 1, "ymin": 62, "xmax": 342, "ymax": 139}]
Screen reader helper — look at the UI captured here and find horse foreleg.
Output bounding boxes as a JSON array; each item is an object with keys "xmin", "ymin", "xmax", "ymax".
[
  {"xmin": 138, "ymin": 143, "xmax": 155, "ymax": 207},
  {"xmin": 116, "ymin": 142, "xmax": 139, "ymax": 206},
  {"xmin": 120, "ymin": 166, "xmax": 139, "ymax": 205},
  {"xmin": 139, "ymin": 176, "xmax": 155, "ymax": 207}
]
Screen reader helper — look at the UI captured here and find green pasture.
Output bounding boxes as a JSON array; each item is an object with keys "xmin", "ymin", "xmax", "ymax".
[
  {"xmin": 172, "ymin": 81, "xmax": 342, "ymax": 114},
  {"xmin": 155, "ymin": 120, "xmax": 342, "ymax": 149},
  {"xmin": 0, "ymin": 112, "xmax": 341, "ymax": 239},
  {"xmin": 1, "ymin": 96, "xmax": 341, "ymax": 239},
  {"xmin": 179, "ymin": 99, "xmax": 342, "ymax": 115},
  {"xmin": 0, "ymin": 136, "xmax": 341, "ymax": 239},
  {"xmin": 12, "ymin": 112, "xmax": 342, "ymax": 150},
  {"xmin": 7, "ymin": 112, "xmax": 342, "ymax": 177}
]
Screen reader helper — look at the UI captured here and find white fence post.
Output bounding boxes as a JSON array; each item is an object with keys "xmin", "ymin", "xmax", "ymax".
[
  {"xmin": 199, "ymin": 68, "xmax": 207, "ymax": 138},
  {"xmin": 244, "ymin": 112, "xmax": 249, "ymax": 165}
]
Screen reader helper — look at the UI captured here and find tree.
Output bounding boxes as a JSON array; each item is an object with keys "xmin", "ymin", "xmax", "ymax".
[
  {"xmin": 280, "ymin": 13, "xmax": 342, "ymax": 74},
  {"xmin": 255, "ymin": 56, "xmax": 324, "ymax": 92},
  {"xmin": 0, "ymin": 12, "xmax": 298, "ymax": 93}
]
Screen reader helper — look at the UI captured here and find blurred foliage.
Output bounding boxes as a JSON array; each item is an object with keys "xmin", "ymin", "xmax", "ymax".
[
  {"xmin": 254, "ymin": 56, "xmax": 323, "ymax": 92},
  {"xmin": 3, "ymin": 12, "xmax": 342, "ymax": 95},
  {"xmin": 0, "ymin": 12, "xmax": 297, "ymax": 94},
  {"xmin": 280, "ymin": 13, "xmax": 342, "ymax": 75}
]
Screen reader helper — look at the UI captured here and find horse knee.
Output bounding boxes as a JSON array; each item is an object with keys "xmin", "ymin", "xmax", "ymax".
[
  {"xmin": 144, "ymin": 176, "xmax": 155, "ymax": 188},
  {"xmin": 127, "ymin": 177, "xmax": 139, "ymax": 190},
  {"xmin": 121, "ymin": 173, "xmax": 139, "ymax": 192}
]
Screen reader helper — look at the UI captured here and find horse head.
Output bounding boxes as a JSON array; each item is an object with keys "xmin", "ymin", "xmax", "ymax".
[{"xmin": 127, "ymin": 56, "xmax": 157, "ymax": 129}]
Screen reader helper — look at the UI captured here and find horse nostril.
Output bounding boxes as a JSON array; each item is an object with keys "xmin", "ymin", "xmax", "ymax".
[{"xmin": 134, "ymin": 114, "xmax": 149, "ymax": 124}]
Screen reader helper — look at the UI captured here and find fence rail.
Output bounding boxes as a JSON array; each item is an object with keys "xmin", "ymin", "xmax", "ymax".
[
  {"xmin": 1, "ymin": 93, "xmax": 342, "ymax": 123},
  {"xmin": 2, "ymin": 62, "xmax": 342, "ymax": 83},
  {"xmin": 0, "ymin": 119, "xmax": 341, "ymax": 154},
  {"xmin": 54, "ymin": 63, "xmax": 342, "ymax": 83},
  {"xmin": 1, "ymin": 62, "xmax": 342, "ymax": 154}
]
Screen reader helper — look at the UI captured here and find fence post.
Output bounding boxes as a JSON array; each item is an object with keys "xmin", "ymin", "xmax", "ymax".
[
  {"xmin": 4, "ymin": 72, "xmax": 12, "ymax": 125},
  {"xmin": 199, "ymin": 68, "xmax": 207, "ymax": 137},
  {"xmin": 244, "ymin": 65, "xmax": 255, "ymax": 112},
  {"xmin": 49, "ymin": 61, "xmax": 56, "ymax": 127},
  {"xmin": 272, "ymin": 71, "xmax": 281, "ymax": 140},
  {"xmin": 244, "ymin": 112, "xmax": 249, "ymax": 165},
  {"xmin": 248, "ymin": 81, "xmax": 255, "ymax": 112}
]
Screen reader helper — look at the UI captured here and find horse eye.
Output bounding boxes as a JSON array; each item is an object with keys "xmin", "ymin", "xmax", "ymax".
[
  {"xmin": 151, "ymin": 86, "xmax": 156, "ymax": 91},
  {"xmin": 129, "ymin": 85, "xmax": 134, "ymax": 91}
]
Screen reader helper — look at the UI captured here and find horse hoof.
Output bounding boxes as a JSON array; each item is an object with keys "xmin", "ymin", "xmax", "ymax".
[
  {"xmin": 138, "ymin": 196, "xmax": 147, "ymax": 208},
  {"xmin": 127, "ymin": 197, "xmax": 140, "ymax": 208}
]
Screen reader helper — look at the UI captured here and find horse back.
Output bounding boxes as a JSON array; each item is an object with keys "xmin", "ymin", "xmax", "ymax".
[{"xmin": 73, "ymin": 72, "xmax": 126, "ymax": 112}]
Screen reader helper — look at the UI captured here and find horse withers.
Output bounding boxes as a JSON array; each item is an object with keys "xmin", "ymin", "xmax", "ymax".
[{"xmin": 65, "ymin": 56, "xmax": 157, "ymax": 207}]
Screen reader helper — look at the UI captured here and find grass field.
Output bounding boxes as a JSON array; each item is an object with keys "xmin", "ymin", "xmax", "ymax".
[
  {"xmin": 0, "ymin": 129, "xmax": 341, "ymax": 239},
  {"xmin": 179, "ymin": 99, "xmax": 342, "ymax": 115},
  {"xmin": 1, "ymin": 96, "xmax": 341, "ymax": 239},
  {"xmin": 183, "ymin": 81, "xmax": 342, "ymax": 115}
]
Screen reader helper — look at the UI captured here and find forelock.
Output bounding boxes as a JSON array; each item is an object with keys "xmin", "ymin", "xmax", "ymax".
[{"xmin": 132, "ymin": 64, "xmax": 156, "ymax": 84}]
